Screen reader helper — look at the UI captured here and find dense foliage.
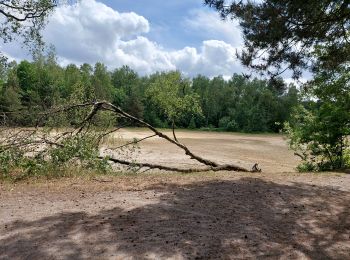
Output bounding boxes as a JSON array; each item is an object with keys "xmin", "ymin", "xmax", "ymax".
[
  {"xmin": 285, "ymin": 65, "xmax": 350, "ymax": 171},
  {"xmin": 0, "ymin": 131, "xmax": 111, "ymax": 180},
  {"xmin": 0, "ymin": 0, "xmax": 63, "ymax": 54},
  {"xmin": 204, "ymin": 0, "xmax": 350, "ymax": 79},
  {"xmin": 0, "ymin": 53, "xmax": 299, "ymax": 133},
  {"xmin": 206, "ymin": 0, "xmax": 350, "ymax": 171}
]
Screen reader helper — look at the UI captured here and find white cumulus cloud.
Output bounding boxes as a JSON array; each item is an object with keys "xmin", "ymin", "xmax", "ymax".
[
  {"xmin": 44, "ymin": 0, "xmax": 150, "ymax": 64},
  {"xmin": 2, "ymin": 0, "xmax": 245, "ymax": 78},
  {"xmin": 171, "ymin": 40, "xmax": 242, "ymax": 77},
  {"xmin": 184, "ymin": 9, "xmax": 243, "ymax": 47}
]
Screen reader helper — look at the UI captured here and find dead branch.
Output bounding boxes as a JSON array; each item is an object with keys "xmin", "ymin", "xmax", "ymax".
[
  {"xmin": 172, "ymin": 120, "xmax": 178, "ymax": 142},
  {"xmin": 76, "ymin": 102, "xmax": 103, "ymax": 134},
  {"xmin": 92, "ymin": 177, "xmax": 113, "ymax": 183},
  {"xmin": 294, "ymin": 152, "xmax": 307, "ymax": 160},
  {"xmin": 100, "ymin": 157, "xmax": 249, "ymax": 173},
  {"xmin": 251, "ymin": 163, "xmax": 262, "ymax": 172},
  {"xmin": 73, "ymin": 101, "xmax": 255, "ymax": 172},
  {"xmin": 88, "ymin": 100, "xmax": 254, "ymax": 172},
  {"xmin": 97, "ymin": 124, "xmax": 128, "ymax": 140},
  {"xmin": 99, "ymin": 101, "xmax": 222, "ymax": 167},
  {"xmin": 113, "ymin": 134, "xmax": 157, "ymax": 150},
  {"xmin": 0, "ymin": 100, "xmax": 259, "ymax": 173}
]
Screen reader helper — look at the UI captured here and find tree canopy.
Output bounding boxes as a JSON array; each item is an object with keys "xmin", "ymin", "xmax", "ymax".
[
  {"xmin": 285, "ymin": 64, "xmax": 350, "ymax": 171},
  {"xmin": 0, "ymin": 54, "xmax": 299, "ymax": 133},
  {"xmin": 204, "ymin": 0, "xmax": 350, "ymax": 78},
  {"xmin": 206, "ymin": 0, "xmax": 350, "ymax": 170},
  {"xmin": 0, "ymin": 0, "xmax": 76, "ymax": 52}
]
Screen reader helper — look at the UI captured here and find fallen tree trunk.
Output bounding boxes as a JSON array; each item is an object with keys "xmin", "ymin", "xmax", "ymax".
[
  {"xmin": 1, "ymin": 101, "xmax": 261, "ymax": 173},
  {"xmin": 91, "ymin": 101, "xmax": 259, "ymax": 172},
  {"xmin": 101, "ymin": 157, "xmax": 250, "ymax": 173}
]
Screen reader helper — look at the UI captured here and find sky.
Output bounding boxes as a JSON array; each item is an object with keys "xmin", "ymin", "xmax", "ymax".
[{"xmin": 2, "ymin": 0, "xmax": 246, "ymax": 78}]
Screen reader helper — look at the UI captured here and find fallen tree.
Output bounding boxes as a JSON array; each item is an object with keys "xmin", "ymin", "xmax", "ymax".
[{"xmin": 0, "ymin": 101, "xmax": 261, "ymax": 177}]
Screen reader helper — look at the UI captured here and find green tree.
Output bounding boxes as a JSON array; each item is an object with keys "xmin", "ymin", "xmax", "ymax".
[
  {"xmin": 92, "ymin": 62, "xmax": 113, "ymax": 101},
  {"xmin": 62, "ymin": 64, "xmax": 81, "ymax": 98},
  {"xmin": 205, "ymin": 0, "xmax": 350, "ymax": 78},
  {"xmin": 207, "ymin": 0, "xmax": 349, "ymax": 170},
  {"xmin": 125, "ymin": 91, "xmax": 144, "ymax": 119},
  {"xmin": 33, "ymin": 49, "xmax": 64, "ymax": 109},
  {"xmin": 79, "ymin": 63, "xmax": 94, "ymax": 101},
  {"xmin": 146, "ymin": 71, "xmax": 202, "ymax": 129},
  {"xmin": 17, "ymin": 50, "xmax": 62, "ymax": 109},
  {"xmin": 192, "ymin": 75, "xmax": 211, "ymax": 126},
  {"xmin": 17, "ymin": 60, "xmax": 38, "ymax": 109},
  {"xmin": 0, "ymin": 0, "xmax": 68, "ymax": 52},
  {"xmin": 111, "ymin": 66, "xmax": 138, "ymax": 97},
  {"xmin": 111, "ymin": 66, "xmax": 143, "ymax": 119},
  {"xmin": 0, "ymin": 62, "xmax": 23, "ymax": 125},
  {"xmin": 285, "ymin": 67, "xmax": 350, "ymax": 171}
]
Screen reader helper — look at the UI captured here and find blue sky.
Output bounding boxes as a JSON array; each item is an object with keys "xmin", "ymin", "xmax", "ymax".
[
  {"xmin": 101, "ymin": 0, "xmax": 208, "ymax": 49},
  {"xmin": 2, "ymin": 0, "xmax": 246, "ymax": 78}
]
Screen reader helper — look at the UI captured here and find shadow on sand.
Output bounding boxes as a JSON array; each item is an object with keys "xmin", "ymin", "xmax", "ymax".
[{"xmin": 1, "ymin": 177, "xmax": 350, "ymax": 259}]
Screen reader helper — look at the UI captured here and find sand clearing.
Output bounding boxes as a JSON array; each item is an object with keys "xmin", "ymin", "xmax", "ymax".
[{"xmin": 1, "ymin": 130, "xmax": 349, "ymax": 259}]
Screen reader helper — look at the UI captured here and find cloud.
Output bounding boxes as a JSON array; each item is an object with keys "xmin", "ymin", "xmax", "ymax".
[
  {"xmin": 44, "ymin": 0, "xmax": 150, "ymax": 64},
  {"xmin": 171, "ymin": 40, "xmax": 243, "ymax": 77},
  {"xmin": 1, "ymin": 0, "xmax": 244, "ymax": 78},
  {"xmin": 184, "ymin": 9, "xmax": 243, "ymax": 47},
  {"xmin": 103, "ymin": 37, "xmax": 243, "ymax": 77}
]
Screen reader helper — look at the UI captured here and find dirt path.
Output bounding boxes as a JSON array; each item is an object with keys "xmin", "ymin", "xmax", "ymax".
[{"xmin": 1, "ymin": 131, "xmax": 349, "ymax": 259}]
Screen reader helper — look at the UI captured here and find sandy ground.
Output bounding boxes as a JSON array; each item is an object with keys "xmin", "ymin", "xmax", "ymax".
[
  {"xmin": 1, "ymin": 129, "xmax": 350, "ymax": 259},
  {"xmin": 104, "ymin": 128, "xmax": 300, "ymax": 173}
]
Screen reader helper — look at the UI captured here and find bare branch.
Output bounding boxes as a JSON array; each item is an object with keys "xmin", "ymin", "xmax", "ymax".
[
  {"xmin": 113, "ymin": 134, "xmax": 157, "ymax": 150},
  {"xmin": 75, "ymin": 102, "xmax": 103, "ymax": 134},
  {"xmin": 101, "ymin": 157, "xmax": 249, "ymax": 173},
  {"xmin": 1, "ymin": 100, "xmax": 258, "ymax": 174},
  {"xmin": 172, "ymin": 120, "xmax": 178, "ymax": 142},
  {"xmin": 100, "ymin": 101, "xmax": 223, "ymax": 168},
  {"xmin": 97, "ymin": 124, "xmax": 128, "ymax": 141}
]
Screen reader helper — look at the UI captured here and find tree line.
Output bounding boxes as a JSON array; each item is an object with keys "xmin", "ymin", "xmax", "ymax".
[
  {"xmin": 0, "ymin": 53, "xmax": 299, "ymax": 133},
  {"xmin": 0, "ymin": 0, "xmax": 348, "ymax": 173},
  {"xmin": 0, "ymin": 0, "xmax": 349, "ymax": 171}
]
